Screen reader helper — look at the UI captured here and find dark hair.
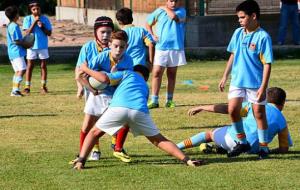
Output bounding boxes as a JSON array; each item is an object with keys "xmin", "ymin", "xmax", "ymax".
[
  {"xmin": 134, "ymin": 65, "xmax": 150, "ymax": 81},
  {"xmin": 116, "ymin": 7, "xmax": 133, "ymax": 25},
  {"xmin": 28, "ymin": 0, "xmax": 40, "ymax": 8},
  {"xmin": 236, "ymin": 0, "xmax": 260, "ymax": 20},
  {"xmin": 267, "ymin": 87, "xmax": 286, "ymax": 106},
  {"xmin": 5, "ymin": 6, "xmax": 19, "ymax": 21},
  {"xmin": 110, "ymin": 30, "xmax": 128, "ymax": 43}
]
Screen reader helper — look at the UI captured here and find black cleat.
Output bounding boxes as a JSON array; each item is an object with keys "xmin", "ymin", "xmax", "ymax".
[
  {"xmin": 258, "ymin": 149, "xmax": 269, "ymax": 160},
  {"xmin": 227, "ymin": 142, "xmax": 251, "ymax": 158}
]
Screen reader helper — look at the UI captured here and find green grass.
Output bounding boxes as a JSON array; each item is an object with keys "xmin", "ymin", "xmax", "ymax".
[{"xmin": 0, "ymin": 60, "xmax": 300, "ymax": 189}]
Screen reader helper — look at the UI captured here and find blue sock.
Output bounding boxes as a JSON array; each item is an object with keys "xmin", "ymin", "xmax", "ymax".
[
  {"xmin": 257, "ymin": 128, "xmax": 269, "ymax": 152},
  {"xmin": 177, "ymin": 132, "xmax": 207, "ymax": 149},
  {"xmin": 151, "ymin": 95, "xmax": 159, "ymax": 104},
  {"xmin": 166, "ymin": 93, "xmax": 173, "ymax": 102},
  {"xmin": 231, "ymin": 120, "xmax": 247, "ymax": 144}
]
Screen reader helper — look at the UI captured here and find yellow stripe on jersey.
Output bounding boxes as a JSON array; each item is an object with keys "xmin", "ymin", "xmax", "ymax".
[
  {"xmin": 109, "ymin": 52, "xmax": 117, "ymax": 69},
  {"xmin": 278, "ymin": 127, "xmax": 289, "ymax": 148},
  {"xmin": 95, "ymin": 40, "xmax": 103, "ymax": 53},
  {"xmin": 259, "ymin": 52, "xmax": 267, "ymax": 65},
  {"xmin": 109, "ymin": 79, "xmax": 122, "ymax": 86}
]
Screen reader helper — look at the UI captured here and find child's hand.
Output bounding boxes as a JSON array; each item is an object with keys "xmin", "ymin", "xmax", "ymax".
[
  {"xmin": 37, "ymin": 20, "xmax": 43, "ymax": 28},
  {"xmin": 256, "ymin": 87, "xmax": 266, "ymax": 102},
  {"xmin": 152, "ymin": 35, "xmax": 159, "ymax": 42},
  {"xmin": 218, "ymin": 77, "xmax": 227, "ymax": 92},
  {"xmin": 188, "ymin": 107, "xmax": 204, "ymax": 116}
]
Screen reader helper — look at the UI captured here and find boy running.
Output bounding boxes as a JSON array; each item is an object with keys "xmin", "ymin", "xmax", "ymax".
[
  {"xmin": 73, "ymin": 64, "xmax": 203, "ymax": 170},
  {"xmin": 218, "ymin": 0, "xmax": 273, "ymax": 159}
]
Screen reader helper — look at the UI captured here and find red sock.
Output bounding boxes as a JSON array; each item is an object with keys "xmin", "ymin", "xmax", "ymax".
[
  {"xmin": 79, "ymin": 130, "xmax": 87, "ymax": 152},
  {"xmin": 114, "ymin": 127, "xmax": 129, "ymax": 152}
]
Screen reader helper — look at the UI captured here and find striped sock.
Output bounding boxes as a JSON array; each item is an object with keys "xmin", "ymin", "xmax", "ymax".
[
  {"xmin": 151, "ymin": 95, "xmax": 159, "ymax": 104},
  {"xmin": 25, "ymin": 81, "xmax": 31, "ymax": 89},
  {"xmin": 232, "ymin": 120, "xmax": 247, "ymax": 144},
  {"xmin": 41, "ymin": 80, "xmax": 47, "ymax": 87},
  {"xmin": 177, "ymin": 132, "xmax": 208, "ymax": 149},
  {"xmin": 258, "ymin": 128, "xmax": 269, "ymax": 152}
]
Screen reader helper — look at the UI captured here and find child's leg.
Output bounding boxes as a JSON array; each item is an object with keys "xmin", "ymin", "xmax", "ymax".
[
  {"xmin": 228, "ymin": 97, "xmax": 247, "ymax": 144},
  {"xmin": 166, "ymin": 66, "xmax": 177, "ymax": 103},
  {"xmin": 74, "ymin": 127, "xmax": 106, "ymax": 169},
  {"xmin": 75, "ymin": 67, "xmax": 84, "ymax": 99},
  {"xmin": 149, "ymin": 65, "xmax": 165, "ymax": 105},
  {"xmin": 252, "ymin": 104, "xmax": 269, "ymax": 153},
  {"xmin": 40, "ymin": 59, "xmax": 47, "ymax": 88},
  {"xmin": 146, "ymin": 133, "xmax": 186, "ymax": 161},
  {"xmin": 177, "ymin": 131, "xmax": 212, "ymax": 150},
  {"xmin": 79, "ymin": 114, "xmax": 99, "ymax": 151},
  {"xmin": 25, "ymin": 59, "xmax": 34, "ymax": 90},
  {"xmin": 114, "ymin": 125, "xmax": 129, "ymax": 152}
]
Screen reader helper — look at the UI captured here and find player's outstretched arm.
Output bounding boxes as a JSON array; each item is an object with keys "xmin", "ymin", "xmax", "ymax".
[
  {"xmin": 219, "ymin": 53, "xmax": 234, "ymax": 92},
  {"xmin": 80, "ymin": 62, "xmax": 109, "ymax": 84},
  {"xmin": 188, "ymin": 104, "xmax": 228, "ymax": 116}
]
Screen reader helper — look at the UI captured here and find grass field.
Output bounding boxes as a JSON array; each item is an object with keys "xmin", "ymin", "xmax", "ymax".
[{"xmin": 0, "ymin": 60, "xmax": 300, "ymax": 189}]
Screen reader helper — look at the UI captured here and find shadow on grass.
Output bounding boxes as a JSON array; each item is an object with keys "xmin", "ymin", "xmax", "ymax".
[{"xmin": 0, "ymin": 113, "xmax": 57, "ymax": 119}]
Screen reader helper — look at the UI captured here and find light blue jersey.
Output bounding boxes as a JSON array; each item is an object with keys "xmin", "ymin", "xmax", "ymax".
[
  {"xmin": 88, "ymin": 50, "xmax": 133, "ymax": 95},
  {"xmin": 227, "ymin": 103, "xmax": 293, "ymax": 153},
  {"xmin": 23, "ymin": 15, "xmax": 52, "ymax": 50},
  {"xmin": 147, "ymin": 7, "xmax": 186, "ymax": 50},
  {"xmin": 107, "ymin": 70, "xmax": 149, "ymax": 113},
  {"xmin": 123, "ymin": 25, "xmax": 154, "ymax": 66},
  {"xmin": 76, "ymin": 40, "xmax": 108, "ymax": 67},
  {"xmin": 6, "ymin": 22, "xmax": 26, "ymax": 60},
  {"xmin": 227, "ymin": 27, "xmax": 273, "ymax": 88}
]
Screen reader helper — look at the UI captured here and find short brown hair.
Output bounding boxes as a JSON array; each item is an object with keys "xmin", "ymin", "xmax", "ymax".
[
  {"xmin": 110, "ymin": 30, "xmax": 128, "ymax": 43},
  {"xmin": 267, "ymin": 87, "xmax": 286, "ymax": 106}
]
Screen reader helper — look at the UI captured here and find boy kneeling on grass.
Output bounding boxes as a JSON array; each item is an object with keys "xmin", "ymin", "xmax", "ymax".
[{"xmin": 73, "ymin": 64, "xmax": 204, "ymax": 170}]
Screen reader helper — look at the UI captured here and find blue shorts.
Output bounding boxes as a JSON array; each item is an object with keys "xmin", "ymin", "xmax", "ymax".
[{"xmin": 212, "ymin": 126, "xmax": 237, "ymax": 152}]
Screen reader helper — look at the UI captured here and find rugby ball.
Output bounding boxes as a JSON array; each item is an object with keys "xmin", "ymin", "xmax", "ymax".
[
  {"xmin": 22, "ymin": 33, "xmax": 35, "ymax": 49},
  {"xmin": 88, "ymin": 76, "xmax": 107, "ymax": 90}
]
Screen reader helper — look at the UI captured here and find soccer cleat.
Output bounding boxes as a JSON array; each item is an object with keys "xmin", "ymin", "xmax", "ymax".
[
  {"xmin": 10, "ymin": 91, "xmax": 23, "ymax": 97},
  {"xmin": 147, "ymin": 101, "xmax": 159, "ymax": 109},
  {"xmin": 88, "ymin": 151, "xmax": 101, "ymax": 161},
  {"xmin": 40, "ymin": 86, "xmax": 48, "ymax": 94},
  {"xmin": 227, "ymin": 142, "xmax": 251, "ymax": 158},
  {"xmin": 165, "ymin": 100, "xmax": 176, "ymax": 108},
  {"xmin": 113, "ymin": 149, "xmax": 131, "ymax": 163},
  {"xmin": 186, "ymin": 159, "xmax": 205, "ymax": 167},
  {"xmin": 258, "ymin": 149, "xmax": 269, "ymax": 160},
  {"xmin": 22, "ymin": 88, "xmax": 30, "ymax": 95},
  {"xmin": 199, "ymin": 143, "xmax": 214, "ymax": 154}
]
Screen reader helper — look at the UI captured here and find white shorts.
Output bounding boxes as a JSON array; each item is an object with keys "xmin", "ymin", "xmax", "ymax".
[
  {"xmin": 10, "ymin": 57, "xmax": 26, "ymax": 72},
  {"xmin": 96, "ymin": 107, "xmax": 160, "ymax": 137},
  {"xmin": 212, "ymin": 126, "xmax": 237, "ymax": 152},
  {"xmin": 27, "ymin": 49, "xmax": 49, "ymax": 60},
  {"xmin": 154, "ymin": 50, "xmax": 187, "ymax": 67},
  {"xmin": 228, "ymin": 86, "xmax": 266, "ymax": 105},
  {"xmin": 84, "ymin": 94, "xmax": 112, "ymax": 116}
]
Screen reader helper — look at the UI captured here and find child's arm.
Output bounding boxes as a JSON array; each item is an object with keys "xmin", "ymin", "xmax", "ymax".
[
  {"xmin": 188, "ymin": 104, "xmax": 228, "ymax": 116},
  {"xmin": 14, "ymin": 39, "xmax": 32, "ymax": 49},
  {"xmin": 160, "ymin": 6, "xmax": 185, "ymax": 23},
  {"xmin": 148, "ymin": 42, "xmax": 155, "ymax": 71},
  {"xmin": 80, "ymin": 62, "xmax": 110, "ymax": 84},
  {"xmin": 219, "ymin": 53, "xmax": 234, "ymax": 92},
  {"xmin": 37, "ymin": 20, "xmax": 52, "ymax": 36},
  {"xmin": 270, "ymin": 127, "xmax": 290, "ymax": 154},
  {"xmin": 145, "ymin": 23, "xmax": 158, "ymax": 42},
  {"xmin": 24, "ymin": 17, "xmax": 39, "ymax": 35},
  {"xmin": 257, "ymin": 63, "xmax": 271, "ymax": 102}
]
